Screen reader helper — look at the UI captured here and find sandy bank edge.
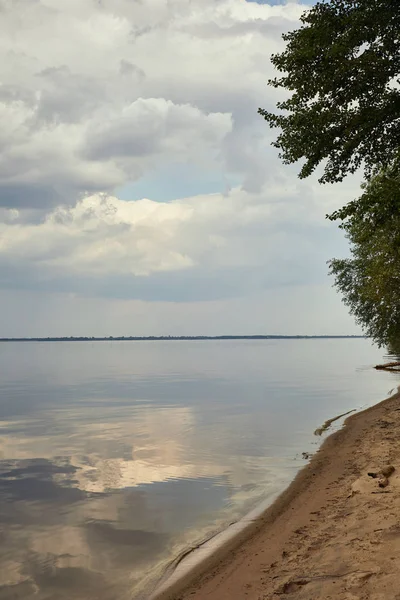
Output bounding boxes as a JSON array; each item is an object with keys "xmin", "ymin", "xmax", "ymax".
[{"xmin": 151, "ymin": 388, "xmax": 400, "ymax": 600}]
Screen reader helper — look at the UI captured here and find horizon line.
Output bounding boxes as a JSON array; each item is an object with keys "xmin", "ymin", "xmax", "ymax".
[{"xmin": 0, "ymin": 335, "xmax": 365, "ymax": 342}]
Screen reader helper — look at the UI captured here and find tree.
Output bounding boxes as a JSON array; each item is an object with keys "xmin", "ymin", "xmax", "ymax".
[
  {"xmin": 328, "ymin": 164, "xmax": 400, "ymax": 347},
  {"xmin": 259, "ymin": 0, "xmax": 400, "ymax": 183}
]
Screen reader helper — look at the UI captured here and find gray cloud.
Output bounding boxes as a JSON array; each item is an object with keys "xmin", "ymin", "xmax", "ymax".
[
  {"xmin": 0, "ymin": 0, "xmax": 361, "ymax": 335},
  {"xmin": 83, "ymin": 98, "xmax": 231, "ymax": 162},
  {"xmin": 119, "ymin": 59, "xmax": 146, "ymax": 79},
  {"xmin": 0, "ymin": 0, "xmax": 303, "ymax": 211},
  {"xmin": 0, "ymin": 183, "xmax": 65, "ymax": 209},
  {"xmin": 34, "ymin": 66, "xmax": 107, "ymax": 125}
]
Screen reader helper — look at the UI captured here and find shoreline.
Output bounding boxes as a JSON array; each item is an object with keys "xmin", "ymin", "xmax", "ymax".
[{"xmin": 152, "ymin": 386, "xmax": 400, "ymax": 600}]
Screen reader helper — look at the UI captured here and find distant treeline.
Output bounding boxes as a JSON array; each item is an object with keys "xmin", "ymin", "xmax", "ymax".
[{"xmin": 0, "ymin": 335, "xmax": 365, "ymax": 342}]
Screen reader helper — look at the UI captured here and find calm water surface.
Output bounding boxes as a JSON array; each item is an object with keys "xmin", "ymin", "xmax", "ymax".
[{"xmin": 0, "ymin": 339, "xmax": 398, "ymax": 599}]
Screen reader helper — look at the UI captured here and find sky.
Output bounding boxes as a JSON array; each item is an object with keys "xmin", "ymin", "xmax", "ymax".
[{"xmin": 0, "ymin": 0, "xmax": 364, "ymax": 337}]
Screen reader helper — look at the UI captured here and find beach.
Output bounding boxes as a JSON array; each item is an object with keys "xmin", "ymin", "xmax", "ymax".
[{"xmin": 155, "ymin": 387, "xmax": 400, "ymax": 600}]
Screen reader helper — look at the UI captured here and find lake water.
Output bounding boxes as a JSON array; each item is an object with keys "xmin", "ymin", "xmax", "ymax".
[{"xmin": 0, "ymin": 339, "xmax": 398, "ymax": 599}]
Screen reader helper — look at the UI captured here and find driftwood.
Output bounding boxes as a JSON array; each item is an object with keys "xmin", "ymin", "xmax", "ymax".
[
  {"xmin": 375, "ymin": 361, "xmax": 400, "ymax": 371},
  {"xmin": 314, "ymin": 409, "xmax": 355, "ymax": 436}
]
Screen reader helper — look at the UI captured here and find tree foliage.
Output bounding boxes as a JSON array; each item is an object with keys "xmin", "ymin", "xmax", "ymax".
[
  {"xmin": 260, "ymin": 0, "xmax": 400, "ymax": 183},
  {"xmin": 328, "ymin": 165, "xmax": 400, "ymax": 347}
]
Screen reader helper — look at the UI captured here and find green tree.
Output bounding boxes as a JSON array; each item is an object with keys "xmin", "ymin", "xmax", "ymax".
[
  {"xmin": 260, "ymin": 0, "xmax": 400, "ymax": 183},
  {"xmin": 328, "ymin": 165, "xmax": 400, "ymax": 347}
]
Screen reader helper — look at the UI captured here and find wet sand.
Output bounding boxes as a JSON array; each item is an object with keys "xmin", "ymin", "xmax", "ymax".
[{"xmin": 154, "ymin": 388, "xmax": 400, "ymax": 600}]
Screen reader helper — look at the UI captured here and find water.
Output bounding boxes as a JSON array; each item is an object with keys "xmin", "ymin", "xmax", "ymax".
[{"xmin": 0, "ymin": 339, "xmax": 398, "ymax": 599}]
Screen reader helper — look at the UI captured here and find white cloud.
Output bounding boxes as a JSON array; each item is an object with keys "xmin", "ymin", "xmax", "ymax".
[
  {"xmin": 0, "ymin": 0, "xmax": 304, "ymax": 209},
  {"xmin": 0, "ymin": 0, "xmax": 363, "ymax": 333},
  {"xmin": 0, "ymin": 170, "xmax": 360, "ymax": 299}
]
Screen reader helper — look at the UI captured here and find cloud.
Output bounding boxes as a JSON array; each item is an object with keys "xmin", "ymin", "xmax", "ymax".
[
  {"xmin": 83, "ymin": 98, "xmax": 231, "ymax": 161},
  {"xmin": 0, "ymin": 0, "xmax": 304, "ymax": 210},
  {"xmin": 0, "ymin": 0, "xmax": 363, "ymax": 334},
  {"xmin": 0, "ymin": 168, "xmax": 361, "ymax": 304}
]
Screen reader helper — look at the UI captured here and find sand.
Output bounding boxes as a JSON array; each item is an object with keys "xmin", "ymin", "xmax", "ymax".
[{"xmin": 154, "ymin": 388, "xmax": 400, "ymax": 600}]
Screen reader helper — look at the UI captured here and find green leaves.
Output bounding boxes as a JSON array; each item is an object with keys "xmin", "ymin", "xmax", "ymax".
[
  {"xmin": 328, "ymin": 167, "xmax": 400, "ymax": 347},
  {"xmin": 261, "ymin": 0, "xmax": 400, "ymax": 183}
]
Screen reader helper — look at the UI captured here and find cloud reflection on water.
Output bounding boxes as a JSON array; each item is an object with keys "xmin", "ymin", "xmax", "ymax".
[{"xmin": 0, "ymin": 400, "xmax": 287, "ymax": 599}]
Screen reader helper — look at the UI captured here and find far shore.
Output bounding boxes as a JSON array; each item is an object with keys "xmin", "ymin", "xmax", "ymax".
[
  {"xmin": 0, "ymin": 335, "xmax": 365, "ymax": 342},
  {"xmin": 153, "ymin": 386, "xmax": 400, "ymax": 600}
]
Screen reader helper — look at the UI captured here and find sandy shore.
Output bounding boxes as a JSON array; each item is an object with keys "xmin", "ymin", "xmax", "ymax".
[{"xmin": 154, "ymin": 387, "xmax": 400, "ymax": 600}]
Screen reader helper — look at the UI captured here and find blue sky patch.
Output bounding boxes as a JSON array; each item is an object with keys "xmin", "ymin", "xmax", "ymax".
[{"xmin": 115, "ymin": 164, "xmax": 242, "ymax": 202}]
